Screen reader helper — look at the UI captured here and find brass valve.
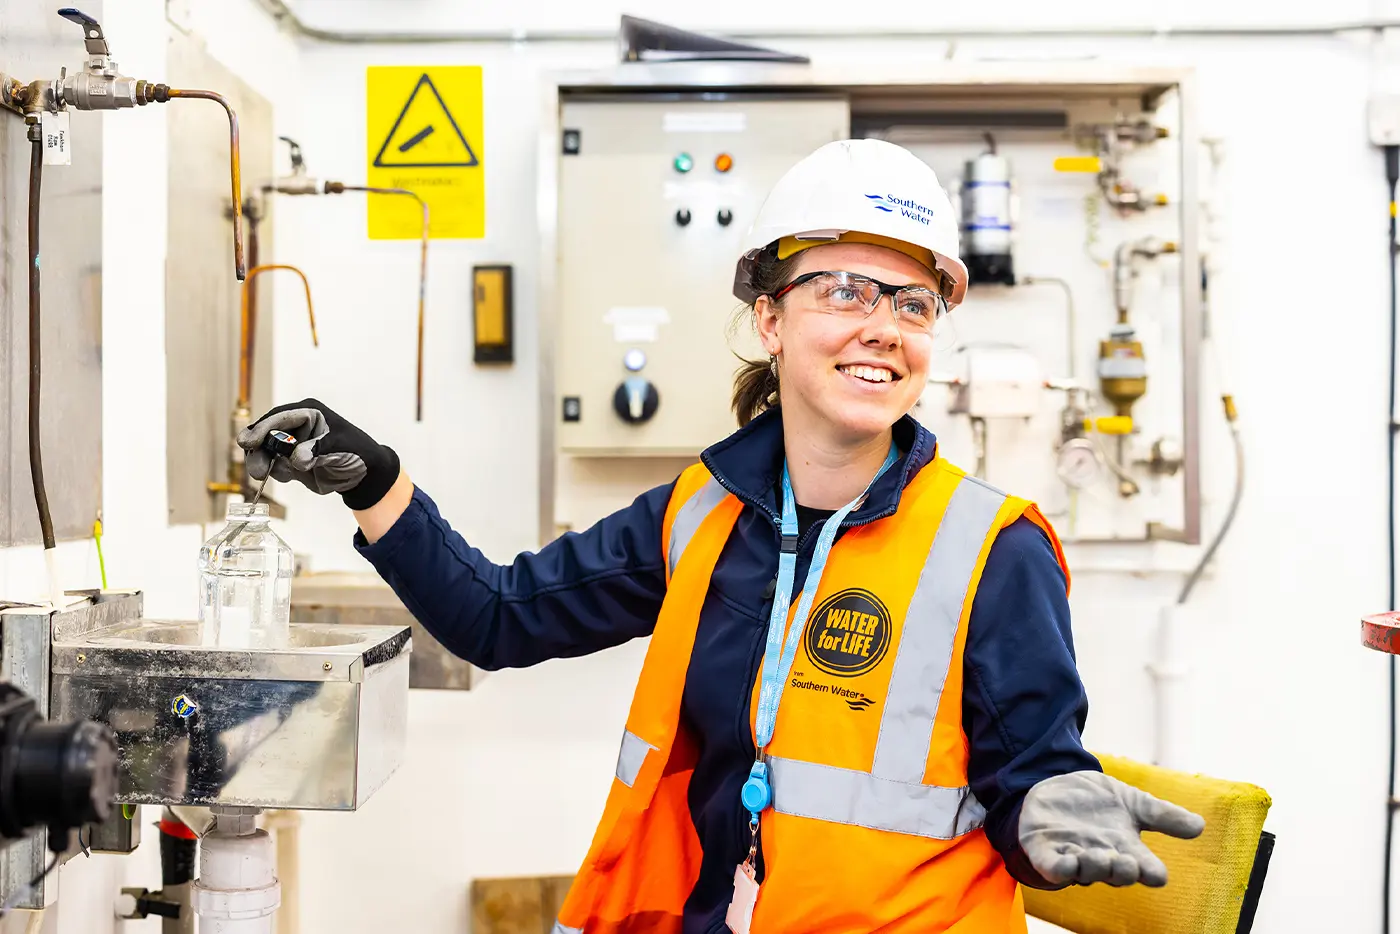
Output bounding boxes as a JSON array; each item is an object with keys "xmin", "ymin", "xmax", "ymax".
[{"xmin": 1098, "ymin": 325, "xmax": 1147, "ymax": 419}]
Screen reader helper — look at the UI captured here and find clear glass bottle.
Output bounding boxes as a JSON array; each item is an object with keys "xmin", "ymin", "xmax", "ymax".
[{"xmin": 198, "ymin": 502, "xmax": 293, "ymax": 649}]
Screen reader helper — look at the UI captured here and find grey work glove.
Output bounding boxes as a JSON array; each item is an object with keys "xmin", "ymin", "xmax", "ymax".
[
  {"xmin": 237, "ymin": 399, "xmax": 400, "ymax": 510},
  {"xmin": 1018, "ymin": 770, "xmax": 1205, "ymax": 888}
]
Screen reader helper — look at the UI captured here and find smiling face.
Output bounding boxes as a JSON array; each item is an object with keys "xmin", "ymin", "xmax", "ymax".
[{"xmin": 755, "ymin": 242, "xmax": 939, "ymax": 448}]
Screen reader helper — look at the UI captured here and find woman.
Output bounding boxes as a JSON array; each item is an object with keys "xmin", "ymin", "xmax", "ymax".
[{"xmin": 241, "ymin": 139, "xmax": 1202, "ymax": 934}]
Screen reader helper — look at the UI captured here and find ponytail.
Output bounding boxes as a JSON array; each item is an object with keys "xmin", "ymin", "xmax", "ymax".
[
  {"xmin": 730, "ymin": 245, "xmax": 802, "ymax": 427},
  {"xmin": 731, "ymin": 357, "xmax": 780, "ymax": 428}
]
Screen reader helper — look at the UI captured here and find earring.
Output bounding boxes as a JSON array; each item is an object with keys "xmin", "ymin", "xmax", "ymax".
[{"xmin": 766, "ymin": 355, "xmax": 780, "ymax": 406}]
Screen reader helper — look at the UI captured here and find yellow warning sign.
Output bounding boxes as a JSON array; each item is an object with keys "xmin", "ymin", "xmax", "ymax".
[{"xmin": 366, "ymin": 66, "xmax": 484, "ymax": 240}]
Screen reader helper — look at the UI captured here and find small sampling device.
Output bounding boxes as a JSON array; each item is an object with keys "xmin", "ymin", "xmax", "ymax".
[{"xmin": 249, "ymin": 430, "xmax": 296, "ymax": 508}]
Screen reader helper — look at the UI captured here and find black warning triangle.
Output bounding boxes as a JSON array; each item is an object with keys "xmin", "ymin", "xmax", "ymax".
[{"xmin": 373, "ymin": 73, "xmax": 479, "ymax": 169}]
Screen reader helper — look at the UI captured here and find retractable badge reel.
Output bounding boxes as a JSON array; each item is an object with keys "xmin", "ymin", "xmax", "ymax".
[{"xmin": 726, "ymin": 765, "xmax": 770, "ymax": 931}]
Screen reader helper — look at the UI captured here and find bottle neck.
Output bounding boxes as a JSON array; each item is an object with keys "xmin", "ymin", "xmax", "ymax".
[{"xmin": 227, "ymin": 504, "xmax": 271, "ymax": 524}]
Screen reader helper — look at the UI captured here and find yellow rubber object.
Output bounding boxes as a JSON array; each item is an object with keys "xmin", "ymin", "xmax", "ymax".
[
  {"xmin": 1022, "ymin": 754, "xmax": 1272, "ymax": 934},
  {"xmin": 1054, "ymin": 156, "xmax": 1103, "ymax": 173}
]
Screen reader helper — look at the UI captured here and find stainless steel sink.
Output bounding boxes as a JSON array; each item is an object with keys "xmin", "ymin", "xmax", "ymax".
[
  {"xmin": 87, "ymin": 622, "xmax": 366, "ymax": 650},
  {"xmin": 47, "ymin": 593, "xmax": 411, "ymax": 811}
]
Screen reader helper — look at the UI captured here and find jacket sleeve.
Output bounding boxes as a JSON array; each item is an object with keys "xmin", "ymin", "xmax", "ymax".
[
  {"xmin": 962, "ymin": 516, "xmax": 1103, "ymax": 888},
  {"xmin": 354, "ymin": 482, "xmax": 674, "ymax": 671}
]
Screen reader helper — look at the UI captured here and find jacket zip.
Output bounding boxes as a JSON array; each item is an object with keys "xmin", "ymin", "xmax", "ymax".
[{"xmin": 701, "ymin": 446, "xmax": 914, "ymax": 894}]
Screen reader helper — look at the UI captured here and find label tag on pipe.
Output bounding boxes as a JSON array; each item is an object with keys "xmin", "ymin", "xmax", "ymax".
[{"xmin": 41, "ymin": 111, "xmax": 71, "ymax": 166}]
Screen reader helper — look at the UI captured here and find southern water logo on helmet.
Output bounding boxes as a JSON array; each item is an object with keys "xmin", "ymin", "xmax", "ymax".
[{"xmin": 865, "ymin": 192, "xmax": 935, "ymax": 226}]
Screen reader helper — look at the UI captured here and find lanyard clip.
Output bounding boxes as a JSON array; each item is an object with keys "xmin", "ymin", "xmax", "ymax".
[
  {"xmin": 740, "ymin": 759, "xmax": 772, "ymax": 817},
  {"xmin": 779, "ymin": 533, "xmax": 798, "ymax": 555}
]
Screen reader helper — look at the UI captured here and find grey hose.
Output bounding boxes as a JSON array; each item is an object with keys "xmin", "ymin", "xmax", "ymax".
[{"xmin": 1177, "ymin": 414, "xmax": 1244, "ymax": 605}]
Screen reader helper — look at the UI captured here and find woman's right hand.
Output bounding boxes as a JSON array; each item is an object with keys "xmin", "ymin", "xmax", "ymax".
[{"xmin": 238, "ymin": 399, "xmax": 401, "ymax": 511}]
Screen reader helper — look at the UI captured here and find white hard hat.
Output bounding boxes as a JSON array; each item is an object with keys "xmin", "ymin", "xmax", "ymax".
[{"xmin": 733, "ymin": 138, "xmax": 968, "ymax": 308}]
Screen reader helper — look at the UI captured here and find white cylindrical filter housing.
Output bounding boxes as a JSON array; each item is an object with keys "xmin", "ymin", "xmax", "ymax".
[
  {"xmin": 193, "ymin": 813, "xmax": 280, "ymax": 933},
  {"xmin": 962, "ymin": 152, "xmax": 1011, "ymax": 253}
]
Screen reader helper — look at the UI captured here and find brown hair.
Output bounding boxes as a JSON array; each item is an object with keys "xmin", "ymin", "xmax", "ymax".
[{"xmin": 730, "ymin": 246, "xmax": 803, "ymax": 427}]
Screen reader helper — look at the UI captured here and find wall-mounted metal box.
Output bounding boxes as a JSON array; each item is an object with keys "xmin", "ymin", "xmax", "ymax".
[{"xmin": 539, "ymin": 63, "xmax": 1202, "ymax": 547}]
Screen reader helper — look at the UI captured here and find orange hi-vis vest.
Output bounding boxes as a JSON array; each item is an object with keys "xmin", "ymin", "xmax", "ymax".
[{"xmin": 554, "ymin": 454, "xmax": 1069, "ymax": 934}]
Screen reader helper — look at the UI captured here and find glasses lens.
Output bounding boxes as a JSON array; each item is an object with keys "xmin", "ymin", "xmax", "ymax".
[
  {"xmin": 794, "ymin": 272, "xmax": 946, "ymax": 331},
  {"xmin": 808, "ymin": 272, "xmax": 875, "ymax": 312},
  {"xmin": 893, "ymin": 289, "xmax": 945, "ymax": 330}
]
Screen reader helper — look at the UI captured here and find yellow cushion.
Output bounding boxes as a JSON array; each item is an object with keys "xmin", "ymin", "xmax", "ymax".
[{"xmin": 1021, "ymin": 754, "xmax": 1272, "ymax": 934}]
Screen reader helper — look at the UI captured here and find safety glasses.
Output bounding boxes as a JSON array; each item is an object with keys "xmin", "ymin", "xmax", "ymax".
[{"xmin": 772, "ymin": 271, "xmax": 948, "ymax": 332}]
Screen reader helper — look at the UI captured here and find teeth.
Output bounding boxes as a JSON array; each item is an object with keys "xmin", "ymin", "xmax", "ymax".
[{"xmin": 840, "ymin": 365, "xmax": 893, "ymax": 383}]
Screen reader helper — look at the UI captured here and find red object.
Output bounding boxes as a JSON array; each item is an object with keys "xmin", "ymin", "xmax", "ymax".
[
  {"xmin": 1362, "ymin": 612, "xmax": 1400, "ymax": 655},
  {"xmin": 159, "ymin": 815, "xmax": 199, "ymax": 840}
]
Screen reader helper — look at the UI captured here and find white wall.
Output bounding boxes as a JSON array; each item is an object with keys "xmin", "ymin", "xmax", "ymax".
[
  {"xmin": 274, "ymin": 8, "xmax": 1398, "ymax": 934},
  {"xmin": 1, "ymin": 0, "xmax": 1396, "ymax": 931},
  {"xmin": 275, "ymin": 12, "xmax": 1396, "ymax": 934}
]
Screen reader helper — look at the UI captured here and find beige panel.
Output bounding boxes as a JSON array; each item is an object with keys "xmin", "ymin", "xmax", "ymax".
[
  {"xmin": 555, "ymin": 97, "xmax": 849, "ymax": 457},
  {"xmin": 164, "ymin": 32, "xmax": 275, "ymax": 525},
  {"xmin": 0, "ymin": 0, "xmax": 104, "ymax": 546}
]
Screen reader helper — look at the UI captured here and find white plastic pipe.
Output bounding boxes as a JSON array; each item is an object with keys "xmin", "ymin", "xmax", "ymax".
[
  {"xmin": 1147, "ymin": 604, "xmax": 1189, "ymax": 769},
  {"xmin": 263, "ymin": 810, "xmax": 300, "ymax": 934},
  {"xmin": 192, "ymin": 809, "xmax": 280, "ymax": 933}
]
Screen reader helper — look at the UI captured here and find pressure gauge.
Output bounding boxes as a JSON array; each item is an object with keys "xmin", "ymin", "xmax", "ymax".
[{"xmin": 1056, "ymin": 438, "xmax": 1101, "ymax": 489}]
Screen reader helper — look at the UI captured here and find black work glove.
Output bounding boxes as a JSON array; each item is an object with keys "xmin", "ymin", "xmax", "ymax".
[{"xmin": 237, "ymin": 399, "xmax": 400, "ymax": 510}]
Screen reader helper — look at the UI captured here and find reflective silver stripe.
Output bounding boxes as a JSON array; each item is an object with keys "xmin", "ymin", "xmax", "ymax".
[
  {"xmin": 667, "ymin": 477, "xmax": 727, "ymax": 578},
  {"xmin": 871, "ymin": 475, "xmax": 1007, "ymax": 784},
  {"xmin": 615, "ymin": 729, "xmax": 656, "ymax": 788},
  {"xmin": 551, "ymin": 924, "xmax": 583, "ymax": 934},
  {"xmin": 768, "ymin": 755, "xmax": 986, "ymax": 840}
]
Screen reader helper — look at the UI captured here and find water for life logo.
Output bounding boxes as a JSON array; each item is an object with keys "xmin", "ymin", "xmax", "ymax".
[
  {"xmin": 804, "ymin": 588, "xmax": 892, "ymax": 677},
  {"xmin": 865, "ymin": 193, "xmax": 933, "ymax": 226}
]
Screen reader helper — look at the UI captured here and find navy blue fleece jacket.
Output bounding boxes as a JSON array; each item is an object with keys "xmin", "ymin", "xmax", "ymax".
[{"xmin": 356, "ymin": 408, "xmax": 1100, "ymax": 932}]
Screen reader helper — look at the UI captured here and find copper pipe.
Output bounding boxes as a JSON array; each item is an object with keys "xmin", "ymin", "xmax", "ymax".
[
  {"xmin": 243, "ymin": 202, "xmax": 263, "ymax": 392},
  {"xmin": 325, "ymin": 183, "xmax": 430, "ymax": 420},
  {"xmin": 238, "ymin": 264, "xmax": 319, "ymax": 410},
  {"xmin": 167, "ymin": 89, "xmax": 245, "ymax": 279}
]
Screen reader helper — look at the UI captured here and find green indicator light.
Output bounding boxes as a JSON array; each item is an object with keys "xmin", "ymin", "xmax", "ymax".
[{"xmin": 673, "ymin": 153, "xmax": 694, "ymax": 173}]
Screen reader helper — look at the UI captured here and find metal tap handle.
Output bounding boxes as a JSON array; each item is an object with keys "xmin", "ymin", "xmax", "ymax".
[
  {"xmin": 278, "ymin": 136, "xmax": 305, "ymax": 172},
  {"xmin": 57, "ymin": 8, "xmax": 110, "ymax": 56}
]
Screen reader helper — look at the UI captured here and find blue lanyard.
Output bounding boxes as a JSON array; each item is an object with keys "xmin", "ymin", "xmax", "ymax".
[{"xmin": 739, "ymin": 442, "xmax": 899, "ymax": 824}]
